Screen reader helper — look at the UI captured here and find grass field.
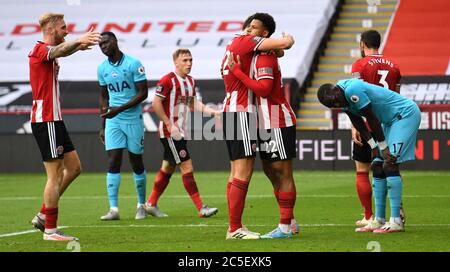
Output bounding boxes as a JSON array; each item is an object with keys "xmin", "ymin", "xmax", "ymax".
[{"xmin": 0, "ymin": 171, "xmax": 449, "ymax": 252}]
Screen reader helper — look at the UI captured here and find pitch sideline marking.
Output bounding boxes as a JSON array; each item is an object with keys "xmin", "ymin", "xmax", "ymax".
[
  {"xmin": 1, "ymin": 194, "xmax": 450, "ymax": 201},
  {"xmin": 2, "ymin": 224, "xmax": 450, "ymax": 238}
]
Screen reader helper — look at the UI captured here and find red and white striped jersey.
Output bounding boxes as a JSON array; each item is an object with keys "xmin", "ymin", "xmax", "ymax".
[
  {"xmin": 221, "ymin": 34, "xmax": 265, "ymax": 113},
  {"xmin": 28, "ymin": 41, "xmax": 62, "ymax": 123},
  {"xmin": 253, "ymin": 53, "xmax": 296, "ymax": 129},
  {"xmin": 155, "ymin": 72, "xmax": 196, "ymax": 138}
]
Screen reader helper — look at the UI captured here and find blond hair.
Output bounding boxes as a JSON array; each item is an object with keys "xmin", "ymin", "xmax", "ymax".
[
  {"xmin": 173, "ymin": 48, "xmax": 191, "ymax": 61},
  {"xmin": 39, "ymin": 12, "xmax": 64, "ymax": 28}
]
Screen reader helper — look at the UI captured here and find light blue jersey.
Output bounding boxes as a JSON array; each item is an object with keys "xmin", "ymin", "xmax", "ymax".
[
  {"xmin": 97, "ymin": 54, "xmax": 147, "ymax": 124},
  {"xmin": 337, "ymin": 79, "xmax": 417, "ymax": 126},
  {"xmin": 337, "ymin": 78, "xmax": 421, "ymax": 163}
]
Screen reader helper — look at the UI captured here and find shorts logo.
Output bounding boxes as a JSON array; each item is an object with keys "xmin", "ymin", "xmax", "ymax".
[
  {"xmin": 251, "ymin": 143, "xmax": 257, "ymax": 152},
  {"xmin": 350, "ymin": 95, "xmax": 360, "ymax": 103},
  {"xmin": 179, "ymin": 150, "xmax": 187, "ymax": 158},
  {"xmin": 56, "ymin": 146, "xmax": 64, "ymax": 155}
]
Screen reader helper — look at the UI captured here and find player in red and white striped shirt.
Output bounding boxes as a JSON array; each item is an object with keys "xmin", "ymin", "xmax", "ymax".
[
  {"xmin": 29, "ymin": 13, "xmax": 100, "ymax": 241},
  {"xmin": 144, "ymin": 49, "xmax": 220, "ymax": 219},
  {"xmin": 227, "ymin": 25, "xmax": 298, "ymax": 239},
  {"xmin": 220, "ymin": 13, "xmax": 295, "ymax": 240}
]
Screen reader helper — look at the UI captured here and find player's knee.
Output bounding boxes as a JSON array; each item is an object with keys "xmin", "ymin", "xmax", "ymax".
[
  {"xmin": 382, "ymin": 162, "xmax": 400, "ymax": 177},
  {"xmin": 371, "ymin": 161, "xmax": 385, "ymax": 178},
  {"xmin": 108, "ymin": 159, "xmax": 121, "ymax": 173}
]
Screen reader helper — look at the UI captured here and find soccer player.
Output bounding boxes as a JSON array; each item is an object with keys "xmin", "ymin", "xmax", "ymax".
[
  {"xmin": 143, "ymin": 49, "xmax": 219, "ymax": 218},
  {"xmin": 226, "ymin": 23, "xmax": 298, "ymax": 239},
  {"xmin": 97, "ymin": 32, "xmax": 149, "ymax": 221},
  {"xmin": 29, "ymin": 12, "xmax": 100, "ymax": 241},
  {"xmin": 220, "ymin": 12, "xmax": 295, "ymax": 239},
  {"xmin": 351, "ymin": 30, "xmax": 403, "ymax": 227},
  {"xmin": 317, "ymin": 79, "xmax": 421, "ymax": 233}
]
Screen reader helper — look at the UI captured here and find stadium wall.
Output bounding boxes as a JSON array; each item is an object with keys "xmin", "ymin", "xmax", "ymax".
[{"xmin": 1, "ymin": 130, "xmax": 448, "ymax": 173}]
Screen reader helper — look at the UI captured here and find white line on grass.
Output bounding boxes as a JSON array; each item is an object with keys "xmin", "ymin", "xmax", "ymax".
[
  {"xmin": 1, "ymin": 194, "xmax": 450, "ymax": 201},
  {"xmin": 2, "ymin": 224, "xmax": 450, "ymax": 238}
]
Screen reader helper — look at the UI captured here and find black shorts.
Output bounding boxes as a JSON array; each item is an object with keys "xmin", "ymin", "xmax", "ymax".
[
  {"xmin": 160, "ymin": 137, "xmax": 191, "ymax": 166},
  {"xmin": 352, "ymin": 139, "xmax": 372, "ymax": 163},
  {"xmin": 31, "ymin": 121, "xmax": 75, "ymax": 161},
  {"xmin": 258, "ymin": 126, "xmax": 296, "ymax": 161},
  {"xmin": 222, "ymin": 112, "xmax": 258, "ymax": 161}
]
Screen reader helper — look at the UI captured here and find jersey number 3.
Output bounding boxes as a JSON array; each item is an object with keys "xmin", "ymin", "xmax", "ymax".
[{"xmin": 377, "ymin": 70, "xmax": 389, "ymax": 89}]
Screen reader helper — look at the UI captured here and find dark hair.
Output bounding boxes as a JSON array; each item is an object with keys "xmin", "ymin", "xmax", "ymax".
[
  {"xmin": 100, "ymin": 31, "xmax": 117, "ymax": 40},
  {"xmin": 360, "ymin": 30, "xmax": 381, "ymax": 49},
  {"xmin": 252, "ymin": 12, "xmax": 276, "ymax": 36},
  {"xmin": 317, "ymin": 83, "xmax": 336, "ymax": 107},
  {"xmin": 242, "ymin": 15, "xmax": 254, "ymax": 30}
]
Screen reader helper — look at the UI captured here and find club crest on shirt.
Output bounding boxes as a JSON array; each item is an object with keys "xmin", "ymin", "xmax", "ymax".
[
  {"xmin": 350, "ymin": 95, "xmax": 360, "ymax": 103},
  {"xmin": 111, "ymin": 71, "xmax": 118, "ymax": 78}
]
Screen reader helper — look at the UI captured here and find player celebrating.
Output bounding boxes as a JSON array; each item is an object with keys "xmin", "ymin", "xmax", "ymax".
[
  {"xmin": 226, "ymin": 22, "xmax": 298, "ymax": 238},
  {"xmin": 351, "ymin": 30, "xmax": 403, "ymax": 227},
  {"xmin": 317, "ymin": 79, "xmax": 421, "ymax": 233},
  {"xmin": 97, "ymin": 32, "xmax": 149, "ymax": 221},
  {"xmin": 143, "ymin": 49, "xmax": 219, "ymax": 218},
  {"xmin": 29, "ymin": 13, "xmax": 100, "ymax": 240},
  {"xmin": 220, "ymin": 12, "xmax": 295, "ymax": 239}
]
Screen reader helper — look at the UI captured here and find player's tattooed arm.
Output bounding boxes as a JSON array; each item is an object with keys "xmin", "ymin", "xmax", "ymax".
[{"xmin": 49, "ymin": 27, "xmax": 100, "ymax": 59}]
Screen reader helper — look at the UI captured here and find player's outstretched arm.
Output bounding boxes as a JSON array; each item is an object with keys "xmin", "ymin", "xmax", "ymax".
[
  {"xmin": 49, "ymin": 27, "xmax": 101, "ymax": 59},
  {"xmin": 227, "ymin": 53, "xmax": 273, "ymax": 98}
]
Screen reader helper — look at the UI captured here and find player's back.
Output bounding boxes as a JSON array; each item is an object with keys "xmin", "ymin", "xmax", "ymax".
[
  {"xmin": 338, "ymin": 79, "xmax": 416, "ymax": 125},
  {"xmin": 352, "ymin": 54, "xmax": 401, "ymax": 92},
  {"xmin": 221, "ymin": 35, "xmax": 265, "ymax": 112},
  {"xmin": 254, "ymin": 53, "xmax": 296, "ymax": 128}
]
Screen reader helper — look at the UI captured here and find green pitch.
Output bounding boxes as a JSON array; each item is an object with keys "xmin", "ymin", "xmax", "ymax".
[{"xmin": 0, "ymin": 171, "xmax": 449, "ymax": 252}]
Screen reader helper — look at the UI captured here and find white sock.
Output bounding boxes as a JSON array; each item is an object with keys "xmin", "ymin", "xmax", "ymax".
[
  {"xmin": 44, "ymin": 228, "xmax": 57, "ymax": 234},
  {"xmin": 375, "ymin": 217, "xmax": 386, "ymax": 224},
  {"xmin": 110, "ymin": 207, "xmax": 119, "ymax": 212},
  {"xmin": 278, "ymin": 223, "xmax": 291, "ymax": 233},
  {"xmin": 137, "ymin": 203, "xmax": 144, "ymax": 208},
  {"xmin": 390, "ymin": 217, "xmax": 402, "ymax": 225}
]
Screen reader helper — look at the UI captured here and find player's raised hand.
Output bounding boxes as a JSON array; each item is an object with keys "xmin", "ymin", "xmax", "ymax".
[{"xmin": 78, "ymin": 27, "xmax": 101, "ymax": 46}]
